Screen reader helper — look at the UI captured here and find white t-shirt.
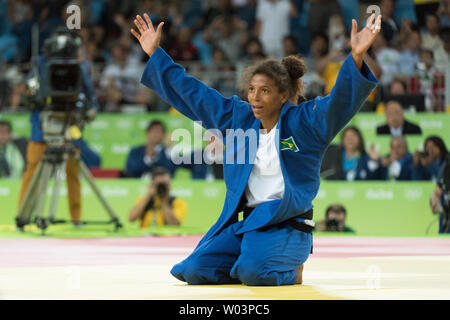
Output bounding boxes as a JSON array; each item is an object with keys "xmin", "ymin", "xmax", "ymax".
[
  {"xmin": 245, "ymin": 128, "xmax": 285, "ymax": 207},
  {"xmin": 376, "ymin": 47, "xmax": 401, "ymax": 85},
  {"xmin": 256, "ymin": 0, "xmax": 291, "ymax": 58}
]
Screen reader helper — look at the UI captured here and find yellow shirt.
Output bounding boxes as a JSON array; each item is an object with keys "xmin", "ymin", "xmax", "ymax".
[
  {"xmin": 136, "ymin": 196, "xmax": 187, "ymax": 228},
  {"xmin": 322, "ymin": 61, "xmax": 343, "ymax": 95},
  {"xmin": 322, "ymin": 60, "xmax": 377, "ymax": 103}
]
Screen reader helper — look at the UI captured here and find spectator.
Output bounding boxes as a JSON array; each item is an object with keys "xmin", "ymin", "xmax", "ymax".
[
  {"xmin": 200, "ymin": 0, "xmax": 235, "ymax": 28},
  {"xmin": 379, "ymin": 0, "xmax": 399, "ymax": 44},
  {"xmin": 0, "ymin": 120, "xmax": 25, "ymax": 178},
  {"xmin": 376, "ymin": 100, "xmax": 422, "ymax": 136},
  {"xmin": 433, "ymin": 26, "xmax": 450, "ymax": 72},
  {"xmin": 307, "ymin": 0, "xmax": 341, "ymax": 40},
  {"xmin": 375, "ymin": 77, "xmax": 409, "ymax": 113},
  {"xmin": 372, "ymin": 32, "xmax": 401, "ymax": 85},
  {"xmin": 316, "ymin": 14, "xmax": 361, "ymax": 95},
  {"xmin": 410, "ymin": 49, "xmax": 446, "ymax": 112},
  {"xmin": 398, "ymin": 29, "xmax": 421, "ymax": 77},
  {"xmin": 255, "ymin": 0, "xmax": 298, "ymax": 58},
  {"xmin": 7, "ymin": 0, "xmax": 34, "ymax": 62},
  {"xmin": 328, "ymin": 14, "xmax": 347, "ymax": 53},
  {"xmin": 203, "ymin": 14, "xmax": 246, "ymax": 62},
  {"xmin": 282, "ymin": 34, "xmax": 299, "ymax": 57},
  {"xmin": 413, "ymin": 136, "xmax": 448, "ymax": 181},
  {"xmin": 367, "ymin": 136, "xmax": 414, "ymax": 180},
  {"xmin": 236, "ymin": 0, "xmax": 257, "ymax": 30},
  {"xmin": 168, "ymin": 26, "xmax": 199, "ymax": 61},
  {"xmin": 128, "ymin": 167, "xmax": 187, "ymax": 228},
  {"xmin": 244, "ymin": 36, "xmax": 266, "ymax": 62},
  {"xmin": 100, "ymin": 43, "xmax": 144, "ymax": 111},
  {"xmin": 320, "ymin": 126, "xmax": 370, "ymax": 181},
  {"xmin": 421, "ymin": 13, "xmax": 444, "ymax": 53},
  {"xmin": 437, "ymin": 0, "xmax": 450, "ymax": 29},
  {"xmin": 208, "ymin": 47, "xmax": 237, "ymax": 97},
  {"xmin": 301, "ymin": 33, "xmax": 327, "ymax": 98},
  {"xmin": 125, "ymin": 120, "xmax": 177, "ymax": 178},
  {"xmin": 178, "ymin": 134, "xmax": 224, "ymax": 180},
  {"xmin": 316, "ymin": 204, "xmax": 354, "ymax": 233},
  {"xmin": 387, "ymin": 78, "xmax": 408, "ymax": 96},
  {"xmin": 306, "ymin": 33, "xmax": 328, "ymax": 72}
]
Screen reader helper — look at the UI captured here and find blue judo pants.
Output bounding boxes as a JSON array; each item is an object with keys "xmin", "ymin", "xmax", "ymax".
[{"xmin": 171, "ymin": 220, "xmax": 312, "ymax": 286}]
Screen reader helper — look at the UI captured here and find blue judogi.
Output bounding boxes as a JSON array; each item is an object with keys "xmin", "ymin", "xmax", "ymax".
[{"xmin": 141, "ymin": 47, "xmax": 378, "ymax": 285}]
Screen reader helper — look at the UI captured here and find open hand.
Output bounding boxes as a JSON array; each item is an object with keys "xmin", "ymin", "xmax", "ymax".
[
  {"xmin": 350, "ymin": 14, "xmax": 381, "ymax": 69},
  {"xmin": 130, "ymin": 14, "xmax": 164, "ymax": 57},
  {"xmin": 351, "ymin": 14, "xmax": 382, "ymax": 56}
]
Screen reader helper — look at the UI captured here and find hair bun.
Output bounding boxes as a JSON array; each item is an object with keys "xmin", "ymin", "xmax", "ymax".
[{"xmin": 282, "ymin": 55, "xmax": 307, "ymax": 80}]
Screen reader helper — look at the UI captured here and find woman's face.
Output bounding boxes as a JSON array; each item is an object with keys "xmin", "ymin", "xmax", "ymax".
[
  {"xmin": 247, "ymin": 41, "xmax": 261, "ymax": 56},
  {"xmin": 247, "ymin": 74, "xmax": 288, "ymax": 123},
  {"xmin": 425, "ymin": 140, "xmax": 441, "ymax": 161},
  {"xmin": 342, "ymin": 129, "xmax": 360, "ymax": 152}
]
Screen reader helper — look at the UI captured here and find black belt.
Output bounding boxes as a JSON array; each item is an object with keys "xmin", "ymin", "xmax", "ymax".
[{"xmin": 243, "ymin": 207, "xmax": 314, "ymax": 233}]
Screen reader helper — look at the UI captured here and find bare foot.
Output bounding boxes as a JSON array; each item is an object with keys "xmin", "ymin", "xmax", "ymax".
[{"xmin": 296, "ymin": 264, "xmax": 304, "ymax": 284}]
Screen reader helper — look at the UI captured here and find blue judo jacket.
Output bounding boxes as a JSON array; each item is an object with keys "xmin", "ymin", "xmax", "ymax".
[{"xmin": 141, "ymin": 48, "xmax": 378, "ymax": 245}]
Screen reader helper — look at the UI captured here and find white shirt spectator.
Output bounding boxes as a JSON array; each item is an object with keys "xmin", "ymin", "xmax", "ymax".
[
  {"xmin": 256, "ymin": 0, "xmax": 291, "ymax": 58},
  {"xmin": 398, "ymin": 50, "xmax": 419, "ymax": 77},
  {"xmin": 375, "ymin": 47, "xmax": 401, "ymax": 85},
  {"xmin": 100, "ymin": 60, "xmax": 142, "ymax": 103}
]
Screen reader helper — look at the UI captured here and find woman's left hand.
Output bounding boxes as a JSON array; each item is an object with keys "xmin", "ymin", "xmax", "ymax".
[{"xmin": 350, "ymin": 14, "xmax": 382, "ymax": 68}]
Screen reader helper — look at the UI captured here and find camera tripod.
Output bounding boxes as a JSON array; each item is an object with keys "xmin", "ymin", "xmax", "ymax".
[{"xmin": 16, "ymin": 142, "xmax": 123, "ymax": 233}]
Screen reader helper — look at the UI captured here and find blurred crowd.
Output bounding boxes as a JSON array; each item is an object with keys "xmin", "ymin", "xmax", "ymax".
[
  {"xmin": 0, "ymin": 0, "xmax": 449, "ymax": 181},
  {"xmin": 0, "ymin": 0, "xmax": 449, "ymax": 233},
  {"xmin": 0, "ymin": 0, "xmax": 448, "ymax": 112}
]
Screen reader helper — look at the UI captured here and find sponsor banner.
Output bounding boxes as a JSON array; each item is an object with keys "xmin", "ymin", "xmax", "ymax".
[
  {"xmin": 0, "ymin": 180, "xmax": 438, "ymax": 236},
  {"xmin": 1, "ymin": 113, "xmax": 448, "ymax": 168}
]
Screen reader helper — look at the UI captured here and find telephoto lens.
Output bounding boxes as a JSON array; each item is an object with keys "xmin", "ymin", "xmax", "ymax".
[{"xmin": 156, "ymin": 182, "xmax": 168, "ymax": 197}]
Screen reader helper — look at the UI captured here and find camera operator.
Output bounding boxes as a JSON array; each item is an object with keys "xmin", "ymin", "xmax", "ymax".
[
  {"xmin": 316, "ymin": 204, "xmax": 355, "ymax": 233},
  {"xmin": 128, "ymin": 167, "xmax": 187, "ymax": 228},
  {"xmin": 17, "ymin": 27, "xmax": 99, "ymax": 227}
]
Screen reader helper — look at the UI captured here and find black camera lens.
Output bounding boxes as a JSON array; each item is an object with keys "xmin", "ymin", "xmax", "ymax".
[
  {"xmin": 156, "ymin": 183, "xmax": 168, "ymax": 196},
  {"xmin": 325, "ymin": 219, "xmax": 342, "ymax": 232}
]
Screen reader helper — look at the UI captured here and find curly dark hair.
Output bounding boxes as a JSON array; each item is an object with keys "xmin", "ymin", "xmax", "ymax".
[
  {"xmin": 424, "ymin": 136, "xmax": 448, "ymax": 161},
  {"xmin": 239, "ymin": 55, "xmax": 307, "ymax": 104}
]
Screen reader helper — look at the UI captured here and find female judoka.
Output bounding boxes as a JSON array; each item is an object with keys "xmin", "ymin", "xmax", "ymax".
[{"xmin": 131, "ymin": 13, "xmax": 381, "ymax": 286}]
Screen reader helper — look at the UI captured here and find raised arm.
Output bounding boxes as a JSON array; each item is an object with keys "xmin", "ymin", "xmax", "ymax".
[
  {"xmin": 131, "ymin": 14, "xmax": 240, "ymax": 132},
  {"xmin": 299, "ymin": 14, "xmax": 381, "ymax": 146}
]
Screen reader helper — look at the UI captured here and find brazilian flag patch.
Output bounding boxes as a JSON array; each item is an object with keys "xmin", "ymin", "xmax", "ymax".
[{"xmin": 280, "ymin": 136, "xmax": 299, "ymax": 152}]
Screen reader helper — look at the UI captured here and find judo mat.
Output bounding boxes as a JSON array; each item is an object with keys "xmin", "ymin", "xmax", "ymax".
[{"xmin": 1, "ymin": 236, "xmax": 449, "ymax": 300}]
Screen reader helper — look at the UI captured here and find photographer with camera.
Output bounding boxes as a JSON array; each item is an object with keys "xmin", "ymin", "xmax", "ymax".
[
  {"xmin": 128, "ymin": 167, "xmax": 187, "ymax": 228},
  {"xmin": 413, "ymin": 136, "xmax": 448, "ymax": 181},
  {"xmin": 17, "ymin": 27, "xmax": 99, "ymax": 227},
  {"xmin": 316, "ymin": 204, "xmax": 355, "ymax": 233}
]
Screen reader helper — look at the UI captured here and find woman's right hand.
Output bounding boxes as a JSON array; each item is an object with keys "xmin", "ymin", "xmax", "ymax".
[{"xmin": 130, "ymin": 14, "xmax": 164, "ymax": 58}]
